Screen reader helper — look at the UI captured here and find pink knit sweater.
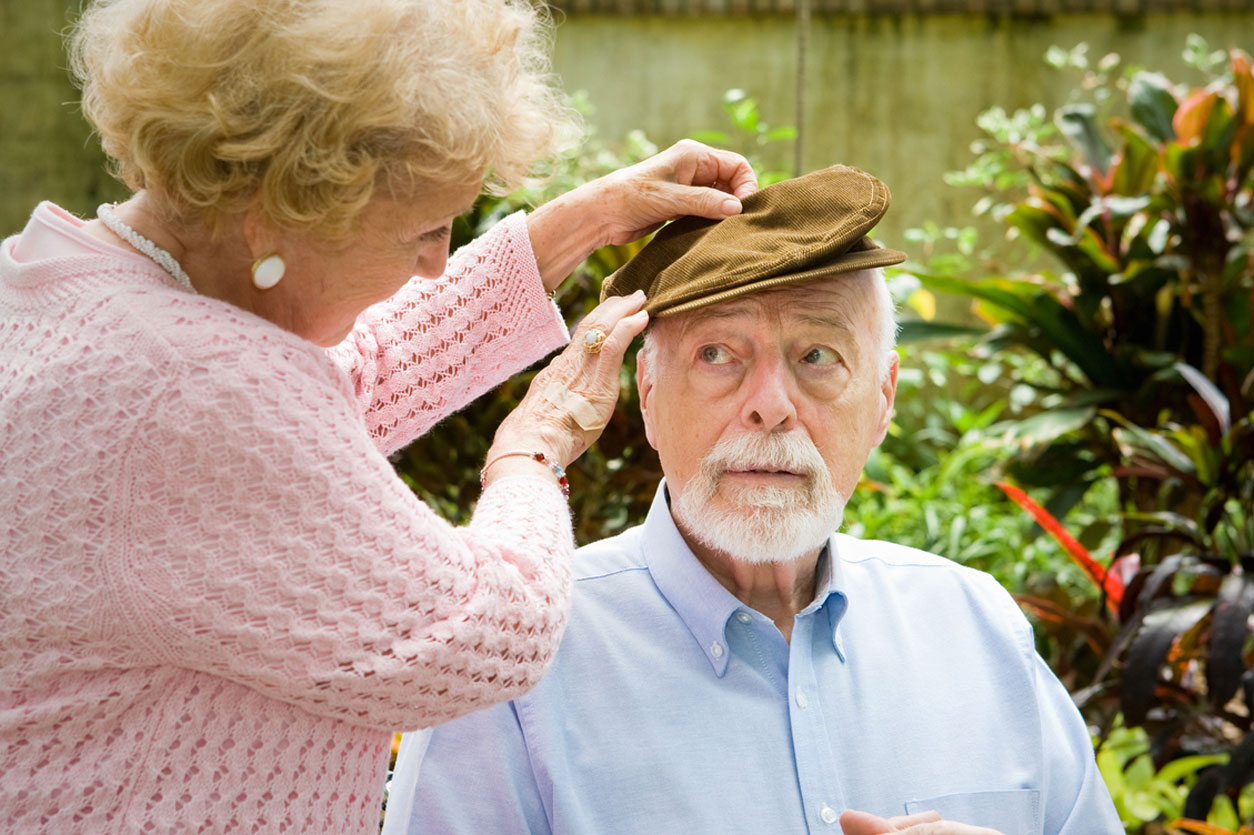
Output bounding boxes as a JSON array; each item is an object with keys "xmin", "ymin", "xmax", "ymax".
[{"xmin": 0, "ymin": 204, "xmax": 573, "ymax": 833}]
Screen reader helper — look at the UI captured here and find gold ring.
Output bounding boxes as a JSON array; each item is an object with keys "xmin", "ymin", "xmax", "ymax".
[{"xmin": 582, "ymin": 326, "xmax": 608, "ymax": 354}]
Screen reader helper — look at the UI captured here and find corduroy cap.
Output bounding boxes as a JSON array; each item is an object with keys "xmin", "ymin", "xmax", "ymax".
[{"xmin": 601, "ymin": 164, "xmax": 906, "ymax": 317}]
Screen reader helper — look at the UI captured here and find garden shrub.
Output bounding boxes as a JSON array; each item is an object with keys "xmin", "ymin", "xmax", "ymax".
[{"xmin": 912, "ymin": 35, "xmax": 1254, "ymax": 825}]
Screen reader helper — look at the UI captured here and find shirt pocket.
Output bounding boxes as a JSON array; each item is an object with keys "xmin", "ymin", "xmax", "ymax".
[{"xmin": 904, "ymin": 789, "xmax": 1041, "ymax": 835}]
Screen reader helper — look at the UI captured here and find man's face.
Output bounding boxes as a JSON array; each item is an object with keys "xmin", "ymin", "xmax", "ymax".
[{"xmin": 637, "ymin": 275, "xmax": 898, "ymax": 563}]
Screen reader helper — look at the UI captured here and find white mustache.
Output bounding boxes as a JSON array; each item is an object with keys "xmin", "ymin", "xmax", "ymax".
[
  {"xmin": 700, "ymin": 433, "xmax": 827, "ymax": 485},
  {"xmin": 673, "ymin": 431, "xmax": 846, "ymax": 564}
]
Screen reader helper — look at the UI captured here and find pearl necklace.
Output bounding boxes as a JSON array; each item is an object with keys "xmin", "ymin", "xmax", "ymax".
[{"xmin": 97, "ymin": 203, "xmax": 197, "ymax": 294}]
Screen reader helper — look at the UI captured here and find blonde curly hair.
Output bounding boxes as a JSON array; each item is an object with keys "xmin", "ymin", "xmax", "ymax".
[{"xmin": 70, "ymin": 0, "xmax": 577, "ymax": 238}]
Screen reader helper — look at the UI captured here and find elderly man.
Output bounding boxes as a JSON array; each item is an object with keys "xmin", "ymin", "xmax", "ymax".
[{"xmin": 385, "ymin": 167, "xmax": 1121, "ymax": 835}]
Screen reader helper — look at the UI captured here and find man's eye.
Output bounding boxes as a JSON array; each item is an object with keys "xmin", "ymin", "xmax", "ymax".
[
  {"xmin": 802, "ymin": 346, "xmax": 840, "ymax": 365},
  {"xmin": 699, "ymin": 345, "xmax": 732, "ymax": 364}
]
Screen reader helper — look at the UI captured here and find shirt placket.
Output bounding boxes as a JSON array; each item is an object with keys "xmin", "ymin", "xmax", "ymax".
[{"xmin": 787, "ymin": 609, "xmax": 846, "ymax": 832}]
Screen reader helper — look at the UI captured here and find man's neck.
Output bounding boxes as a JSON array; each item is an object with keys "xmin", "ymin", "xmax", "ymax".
[{"xmin": 681, "ymin": 532, "xmax": 822, "ymax": 644}]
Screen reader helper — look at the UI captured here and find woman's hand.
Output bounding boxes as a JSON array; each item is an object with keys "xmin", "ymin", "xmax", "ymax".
[
  {"xmin": 527, "ymin": 140, "xmax": 758, "ymax": 291},
  {"xmin": 592, "ymin": 138, "xmax": 760, "ymax": 244},
  {"xmin": 482, "ymin": 290, "xmax": 649, "ymax": 490}
]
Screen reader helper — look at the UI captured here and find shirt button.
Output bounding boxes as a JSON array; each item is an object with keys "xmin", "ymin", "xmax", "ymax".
[
  {"xmin": 710, "ymin": 642, "xmax": 724, "ymax": 658},
  {"xmin": 736, "ymin": 612, "xmax": 752, "ymax": 624},
  {"xmin": 796, "ymin": 690, "xmax": 809, "ymax": 709},
  {"xmin": 820, "ymin": 805, "xmax": 838, "ymax": 825}
]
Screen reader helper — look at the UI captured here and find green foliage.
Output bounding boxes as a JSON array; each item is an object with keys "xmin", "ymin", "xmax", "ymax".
[
  {"xmin": 913, "ymin": 34, "xmax": 1254, "ymax": 795},
  {"xmin": 689, "ymin": 89, "xmax": 796, "ymax": 185},
  {"xmin": 1096, "ymin": 721, "xmax": 1236, "ymax": 832}
]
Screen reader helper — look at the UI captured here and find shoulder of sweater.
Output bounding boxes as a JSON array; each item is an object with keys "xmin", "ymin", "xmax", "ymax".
[{"xmin": 57, "ymin": 260, "xmax": 348, "ymax": 395}]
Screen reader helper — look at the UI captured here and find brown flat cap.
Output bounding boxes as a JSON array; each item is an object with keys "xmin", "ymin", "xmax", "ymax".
[{"xmin": 601, "ymin": 164, "xmax": 906, "ymax": 317}]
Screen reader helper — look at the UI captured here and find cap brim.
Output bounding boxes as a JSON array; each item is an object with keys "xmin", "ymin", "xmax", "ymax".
[{"xmin": 648, "ymin": 245, "xmax": 907, "ymax": 317}]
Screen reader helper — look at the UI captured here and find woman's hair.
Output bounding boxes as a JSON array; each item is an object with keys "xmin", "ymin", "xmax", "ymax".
[{"xmin": 69, "ymin": 0, "xmax": 578, "ymax": 238}]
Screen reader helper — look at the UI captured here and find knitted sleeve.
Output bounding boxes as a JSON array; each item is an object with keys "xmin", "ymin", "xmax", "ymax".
[
  {"xmin": 109, "ymin": 327, "xmax": 573, "ymax": 730},
  {"xmin": 326, "ymin": 211, "xmax": 569, "ymax": 457}
]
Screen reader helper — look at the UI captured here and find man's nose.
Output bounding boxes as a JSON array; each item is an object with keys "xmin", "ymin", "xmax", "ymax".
[{"xmin": 739, "ymin": 355, "xmax": 797, "ymax": 432}]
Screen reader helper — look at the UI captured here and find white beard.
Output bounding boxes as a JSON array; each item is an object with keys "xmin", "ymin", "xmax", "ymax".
[{"xmin": 670, "ymin": 432, "xmax": 847, "ymax": 565}]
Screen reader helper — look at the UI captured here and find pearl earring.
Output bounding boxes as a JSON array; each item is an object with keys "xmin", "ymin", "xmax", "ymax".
[{"xmin": 251, "ymin": 254, "xmax": 286, "ymax": 290}]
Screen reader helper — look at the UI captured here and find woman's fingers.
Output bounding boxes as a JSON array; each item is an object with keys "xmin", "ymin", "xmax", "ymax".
[
  {"xmin": 578, "ymin": 308, "xmax": 649, "ymax": 386},
  {"xmin": 669, "ymin": 140, "xmax": 759, "ymax": 199},
  {"xmin": 594, "ymin": 140, "xmax": 759, "ymax": 247},
  {"xmin": 663, "ymin": 140, "xmax": 757, "ymax": 218},
  {"xmin": 493, "ymin": 292, "xmax": 648, "ymax": 466},
  {"xmin": 561, "ymin": 293, "xmax": 649, "ymax": 410}
]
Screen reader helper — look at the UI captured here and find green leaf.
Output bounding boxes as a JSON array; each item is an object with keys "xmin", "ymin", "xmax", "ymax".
[
  {"xmin": 895, "ymin": 320, "xmax": 988, "ymax": 343},
  {"xmin": 917, "ymin": 273, "xmax": 1123, "ymax": 388},
  {"xmin": 1111, "ymin": 123, "xmax": 1161, "ymax": 195},
  {"xmin": 1072, "ymin": 226, "xmax": 1122, "ymax": 275},
  {"xmin": 1129, "ymin": 72, "xmax": 1179, "ymax": 143},
  {"xmin": 1111, "ymin": 423, "xmax": 1199, "ymax": 476},
  {"xmin": 1201, "ymin": 95, "xmax": 1238, "ymax": 157},
  {"xmin": 689, "ymin": 130, "xmax": 730, "ymax": 145},
  {"xmin": 764, "ymin": 126, "xmax": 798, "ymax": 141},
  {"xmin": 1009, "ymin": 203, "xmax": 1067, "ymax": 251},
  {"xmin": 1210, "ymin": 794, "xmax": 1240, "ymax": 830},
  {"xmin": 1098, "ymin": 746, "xmax": 1129, "ymax": 801},
  {"xmin": 1057, "ymin": 103, "xmax": 1113, "ymax": 174},
  {"xmin": 1154, "ymin": 754, "xmax": 1229, "ymax": 785},
  {"xmin": 1175, "ymin": 362, "xmax": 1232, "ymax": 435},
  {"xmin": 1006, "ymin": 406, "xmax": 1097, "ymax": 447}
]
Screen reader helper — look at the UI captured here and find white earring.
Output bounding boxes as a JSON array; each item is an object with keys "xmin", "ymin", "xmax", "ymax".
[{"xmin": 251, "ymin": 254, "xmax": 286, "ymax": 290}]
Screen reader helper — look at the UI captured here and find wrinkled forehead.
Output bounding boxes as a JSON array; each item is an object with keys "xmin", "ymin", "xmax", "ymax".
[{"xmin": 652, "ymin": 275, "xmax": 879, "ymax": 342}]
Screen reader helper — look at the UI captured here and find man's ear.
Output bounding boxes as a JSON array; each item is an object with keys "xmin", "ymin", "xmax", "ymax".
[
  {"xmin": 872, "ymin": 351, "xmax": 899, "ymax": 446},
  {"xmin": 636, "ymin": 348, "xmax": 660, "ymax": 451}
]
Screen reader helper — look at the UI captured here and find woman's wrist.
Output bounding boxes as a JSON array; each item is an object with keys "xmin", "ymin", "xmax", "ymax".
[
  {"xmin": 525, "ymin": 184, "xmax": 612, "ymax": 293},
  {"xmin": 480, "ymin": 450, "xmax": 570, "ymax": 497}
]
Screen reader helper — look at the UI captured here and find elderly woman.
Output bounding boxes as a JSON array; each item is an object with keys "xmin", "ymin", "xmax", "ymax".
[{"xmin": 0, "ymin": 0, "xmax": 756, "ymax": 831}]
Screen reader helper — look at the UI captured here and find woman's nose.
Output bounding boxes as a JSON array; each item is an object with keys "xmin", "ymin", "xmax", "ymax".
[{"xmin": 414, "ymin": 239, "xmax": 450, "ymax": 279}]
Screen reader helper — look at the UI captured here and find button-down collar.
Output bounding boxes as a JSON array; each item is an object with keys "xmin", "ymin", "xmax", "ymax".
[{"xmin": 640, "ymin": 482, "xmax": 848, "ymax": 675}]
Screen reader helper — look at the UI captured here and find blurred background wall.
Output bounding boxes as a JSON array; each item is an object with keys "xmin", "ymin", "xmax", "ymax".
[{"xmin": 2, "ymin": 1, "xmax": 1252, "ymax": 246}]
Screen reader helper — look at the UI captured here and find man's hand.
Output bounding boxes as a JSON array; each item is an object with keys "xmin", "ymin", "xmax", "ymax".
[{"xmin": 840, "ymin": 809, "xmax": 1006, "ymax": 835}]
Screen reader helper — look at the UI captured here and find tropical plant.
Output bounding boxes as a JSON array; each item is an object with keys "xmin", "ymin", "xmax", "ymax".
[
  {"xmin": 1096, "ymin": 721, "xmax": 1232, "ymax": 832},
  {"xmin": 906, "ymin": 37, "xmax": 1254, "ymax": 816},
  {"xmin": 919, "ymin": 38, "xmax": 1254, "ymax": 515}
]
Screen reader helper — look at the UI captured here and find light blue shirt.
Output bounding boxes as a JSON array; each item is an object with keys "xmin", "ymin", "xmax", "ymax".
[{"xmin": 391, "ymin": 484, "xmax": 1120, "ymax": 835}]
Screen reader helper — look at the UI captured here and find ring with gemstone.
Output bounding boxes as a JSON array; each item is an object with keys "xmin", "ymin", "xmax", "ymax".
[{"xmin": 582, "ymin": 326, "xmax": 608, "ymax": 354}]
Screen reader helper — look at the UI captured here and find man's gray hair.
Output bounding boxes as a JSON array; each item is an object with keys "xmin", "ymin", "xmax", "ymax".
[{"xmin": 636, "ymin": 268, "xmax": 898, "ymax": 381}]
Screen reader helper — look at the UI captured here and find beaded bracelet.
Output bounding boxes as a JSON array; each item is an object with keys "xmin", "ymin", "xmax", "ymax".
[{"xmin": 480, "ymin": 450, "xmax": 570, "ymax": 498}]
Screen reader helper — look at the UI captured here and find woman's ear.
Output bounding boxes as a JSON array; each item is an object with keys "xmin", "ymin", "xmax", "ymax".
[{"xmin": 241, "ymin": 200, "xmax": 280, "ymax": 262}]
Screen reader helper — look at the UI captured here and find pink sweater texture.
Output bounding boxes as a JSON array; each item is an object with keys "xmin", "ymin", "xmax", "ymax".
[{"xmin": 0, "ymin": 205, "xmax": 573, "ymax": 833}]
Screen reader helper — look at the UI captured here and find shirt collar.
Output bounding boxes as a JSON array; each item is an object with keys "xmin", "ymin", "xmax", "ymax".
[{"xmin": 640, "ymin": 481, "xmax": 849, "ymax": 676}]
